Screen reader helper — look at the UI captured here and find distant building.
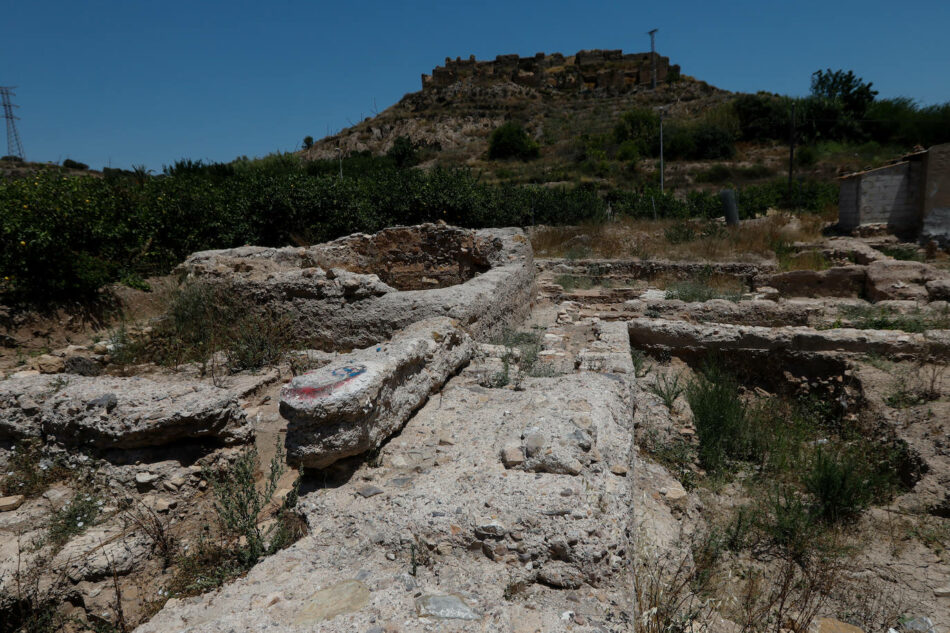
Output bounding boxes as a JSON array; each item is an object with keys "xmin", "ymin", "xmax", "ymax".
[{"xmin": 839, "ymin": 143, "xmax": 950, "ymax": 245}]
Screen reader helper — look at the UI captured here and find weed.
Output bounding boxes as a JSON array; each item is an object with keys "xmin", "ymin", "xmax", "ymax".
[
  {"xmin": 803, "ymin": 447, "xmax": 874, "ymax": 523},
  {"xmin": 0, "ymin": 439, "xmax": 70, "ymax": 498},
  {"xmin": 877, "ymin": 244, "xmax": 925, "ymax": 261},
  {"xmin": 203, "ymin": 441, "xmax": 285, "ymax": 566},
  {"xmin": 121, "ymin": 499, "xmax": 176, "ymax": 568},
  {"xmin": 47, "ymin": 490, "xmax": 100, "ymax": 547},
  {"xmin": 686, "ymin": 362, "xmax": 757, "ymax": 472},
  {"xmin": 838, "ymin": 304, "xmax": 949, "ymax": 333},
  {"xmin": 649, "ymin": 372, "xmax": 684, "ymax": 410},
  {"xmin": 640, "ymin": 429, "xmax": 697, "ymax": 491},
  {"xmin": 631, "ymin": 348, "xmax": 651, "ymax": 378}
]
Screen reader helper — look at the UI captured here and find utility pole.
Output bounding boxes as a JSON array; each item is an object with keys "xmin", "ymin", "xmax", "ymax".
[
  {"xmin": 659, "ymin": 109, "xmax": 665, "ymax": 193},
  {"xmin": 336, "ymin": 147, "xmax": 343, "ymax": 178},
  {"xmin": 787, "ymin": 103, "xmax": 796, "ymax": 206},
  {"xmin": 0, "ymin": 86, "xmax": 25, "ymax": 160},
  {"xmin": 647, "ymin": 29, "xmax": 658, "ymax": 90}
]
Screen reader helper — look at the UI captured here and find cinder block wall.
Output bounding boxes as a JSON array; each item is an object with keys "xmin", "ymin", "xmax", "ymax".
[
  {"xmin": 838, "ymin": 178, "xmax": 860, "ymax": 230},
  {"xmin": 855, "ymin": 161, "xmax": 922, "ymax": 229}
]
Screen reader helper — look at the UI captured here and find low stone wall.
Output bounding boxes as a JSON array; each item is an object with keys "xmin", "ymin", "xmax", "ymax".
[
  {"xmin": 537, "ymin": 258, "xmax": 771, "ymax": 284},
  {"xmin": 180, "ymin": 224, "xmax": 535, "ymax": 350},
  {"xmin": 627, "ymin": 317, "xmax": 950, "ymax": 360}
]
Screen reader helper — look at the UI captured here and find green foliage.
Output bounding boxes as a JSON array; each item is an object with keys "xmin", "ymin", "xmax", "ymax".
[
  {"xmin": 686, "ymin": 362, "xmax": 758, "ymax": 472},
  {"xmin": 203, "ymin": 441, "xmax": 285, "ymax": 566},
  {"xmin": 732, "ymin": 93, "xmax": 790, "ymax": 141},
  {"xmin": 803, "ymin": 447, "xmax": 875, "ymax": 523},
  {"xmin": 386, "ymin": 136, "xmax": 420, "ymax": 168},
  {"xmin": 837, "ymin": 304, "xmax": 949, "ymax": 333},
  {"xmin": 302, "ymin": 135, "xmax": 314, "ymax": 150},
  {"xmin": 876, "ymin": 244, "xmax": 925, "ymax": 261},
  {"xmin": 554, "ymin": 274, "xmax": 593, "ymax": 291},
  {"xmin": 1, "ymin": 155, "xmax": 24, "ymax": 163},
  {"xmin": 664, "ymin": 279, "xmax": 742, "ymax": 303},
  {"xmin": 649, "ymin": 372, "xmax": 685, "ymax": 410},
  {"xmin": 0, "ymin": 154, "xmax": 836, "ymax": 307},
  {"xmin": 61, "ymin": 158, "xmax": 88, "ymax": 170},
  {"xmin": 613, "ymin": 108, "xmax": 660, "ymax": 157},
  {"xmin": 810, "ymin": 69, "xmax": 878, "ymax": 119},
  {"xmin": 47, "ymin": 491, "xmax": 100, "ymax": 547},
  {"xmin": 488, "ymin": 121, "xmax": 540, "ymax": 160},
  {"xmin": 0, "ymin": 439, "xmax": 70, "ymax": 497}
]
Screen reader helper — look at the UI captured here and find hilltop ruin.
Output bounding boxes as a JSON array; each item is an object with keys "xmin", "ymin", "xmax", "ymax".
[{"xmin": 421, "ymin": 49, "xmax": 679, "ymax": 93}]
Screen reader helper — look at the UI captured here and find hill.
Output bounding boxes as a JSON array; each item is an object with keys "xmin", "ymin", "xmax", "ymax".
[{"xmin": 302, "ymin": 49, "xmax": 739, "ymax": 188}]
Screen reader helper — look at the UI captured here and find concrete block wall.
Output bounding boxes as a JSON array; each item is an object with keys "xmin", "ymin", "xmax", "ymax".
[
  {"xmin": 838, "ymin": 178, "xmax": 860, "ymax": 230},
  {"xmin": 854, "ymin": 161, "xmax": 922, "ymax": 229}
]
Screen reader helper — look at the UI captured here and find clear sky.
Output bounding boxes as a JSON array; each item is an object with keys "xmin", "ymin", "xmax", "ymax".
[{"xmin": 2, "ymin": 0, "xmax": 948, "ymax": 171}]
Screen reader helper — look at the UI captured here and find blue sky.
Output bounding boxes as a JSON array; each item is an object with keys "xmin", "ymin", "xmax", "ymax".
[{"xmin": 2, "ymin": 0, "xmax": 948, "ymax": 170}]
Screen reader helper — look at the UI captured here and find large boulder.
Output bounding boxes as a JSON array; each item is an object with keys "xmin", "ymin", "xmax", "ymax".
[
  {"xmin": 281, "ymin": 317, "xmax": 473, "ymax": 469},
  {"xmin": 0, "ymin": 375, "xmax": 251, "ymax": 448},
  {"xmin": 865, "ymin": 260, "xmax": 942, "ymax": 302}
]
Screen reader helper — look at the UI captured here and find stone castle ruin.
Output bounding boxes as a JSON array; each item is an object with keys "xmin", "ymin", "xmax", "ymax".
[{"xmin": 421, "ymin": 49, "xmax": 679, "ymax": 93}]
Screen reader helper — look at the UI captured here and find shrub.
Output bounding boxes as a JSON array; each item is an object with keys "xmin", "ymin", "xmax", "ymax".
[
  {"xmin": 614, "ymin": 108, "xmax": 660, "ymax": 157},
  {"xmin": 732, "ymin": 93, "xmax": 790, "ymax": 142},
  {"xmin": 61, "ymin": 158, "xmax": 89, "ymax": 170},
  {"xmin": 302, "ymin": 135, "xmax": 314, "ymax": 149},
  {"xmin": 203, "ymin": 441, "xmax": 285, "ymax": 566},
  {"xmin": 0, "ymin": 439, "xmax": 70, "ymax": 497},
  {"xmin": 687, "ymin": 362, "xmax": 757, "ymax": 471},
  {"xmin": 803, "ymin": 448, "xmax": 873, "ymax": 523},
  {"xmin": 488, "ymin": 122, "xmax": 539, "ymax": 160},
  {"xmin": 386, "ymin": 135, "xmax": 420, "ymax": 168},
  {"xmin": 1, "ymin": 154, "xmax": 23, "ymax": 162},
  {"xmin": 649, "ymin": 372, "xmax": 685, "ymax": 410}
]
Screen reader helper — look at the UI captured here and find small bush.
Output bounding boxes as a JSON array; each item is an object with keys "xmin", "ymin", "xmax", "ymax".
[
  {"xmin": 488, "ymin": 122, "xmax": 540, "ymax": 161},
  {"xmin": 649, "ymin": 372, "xmax": 685, "ymax": 410},
  {"xmin": 803, "ymin": 448, "xmax": 873, "ymax": 523},
  {"xmin": 0, "ymin": 439, "xmax": 69, "ymax": 497},
  {"xmin": 203, "ymin": 442, "xmax": 285, "ymax": 566},
  {"xmin": 47, "ymin": 491, "xmax": 100, "ymax": 547},
  {"xmin": 687, "ymin": 362, "xmax": 757, "ymax": 472},
  {"xmin": 61, "ymin": 158, "xmax": 89, "ymax": 170}
]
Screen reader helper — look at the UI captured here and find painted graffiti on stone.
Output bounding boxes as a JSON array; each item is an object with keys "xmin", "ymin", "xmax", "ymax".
[{"xmin": 287, "ymin": 364, "xmax": 368, "ymax": 400}]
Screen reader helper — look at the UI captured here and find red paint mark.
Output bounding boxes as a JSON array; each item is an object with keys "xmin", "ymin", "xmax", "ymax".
[{"xmin": 286, "ymin": 364, "xmax": 366, "ymax": 401}]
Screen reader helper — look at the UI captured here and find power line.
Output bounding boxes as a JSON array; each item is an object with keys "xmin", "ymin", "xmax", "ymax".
[{"xmin": 0, "ymin": 86, "xmax": 25, "ymax": 160}]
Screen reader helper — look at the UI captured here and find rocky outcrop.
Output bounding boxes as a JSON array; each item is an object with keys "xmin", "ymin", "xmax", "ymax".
[
  {"xmin": 0, "ymin": 375, "xmax": 251, "ymax": 448},
  {"xmin": 281, "ymin": 318, "xmax": 474, "ymax": 469},
  {"xmin": 865, "ymin": 260, "xmax": 948, "ymax": 301}
]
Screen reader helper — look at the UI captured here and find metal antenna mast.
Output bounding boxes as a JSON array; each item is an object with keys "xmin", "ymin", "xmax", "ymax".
[
  {"xmin": 647, "ymin": 29, "xmax": 658, "ymax": 89},
  {"xmin": 0, "ymin": 86, "xmax": 25, "ymax": 160}
]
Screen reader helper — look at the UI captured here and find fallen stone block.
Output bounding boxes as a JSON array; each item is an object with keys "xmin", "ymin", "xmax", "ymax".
[
  {"xmin": 0, "ymin": 375, "xmax": 251, "ymax": 448},
  {"xmin": 281, "ymin": 317, "xmax": 473, "ymax": 469}
]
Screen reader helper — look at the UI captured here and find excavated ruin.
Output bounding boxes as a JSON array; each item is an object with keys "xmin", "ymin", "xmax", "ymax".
[{"xmin": 2, "ymin": 224, "xmax": 950, "ymax": 631}]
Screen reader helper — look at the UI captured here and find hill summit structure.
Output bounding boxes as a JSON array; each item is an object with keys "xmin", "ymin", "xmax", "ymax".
[{"xmin": 421, "ymin": 49, "xmax": 679, "ymax": 93}]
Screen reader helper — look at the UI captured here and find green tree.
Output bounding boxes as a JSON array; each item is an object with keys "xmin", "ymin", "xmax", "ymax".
[
  {"xmin": 810, "ymin": 69, "xmax": 878, "ymax": 119},
  {"xmin": 386, "ymin": 135, "xmax": 419, "ymax": 168},
  {"xmin": 302, "ymin": 135, "xmax": 314, "ymax": 150},
  {"xmin": 488, "ymin": 121, "xmax": 540, "ymax": 160}
]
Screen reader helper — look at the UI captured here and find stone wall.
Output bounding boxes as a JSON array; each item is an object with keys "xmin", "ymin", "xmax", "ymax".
[{"xmin": 420, "ymin": 49, "xmax": 678, "ymax": 93}]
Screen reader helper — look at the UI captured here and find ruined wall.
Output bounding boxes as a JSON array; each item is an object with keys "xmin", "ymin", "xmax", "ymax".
[
  {"xmin": 922, "ymin": 143, "xmax": 950, "ymax": 246},
  {"xmin": 420, "ymin": 49, "xmax": 678, "ymax": 93}
]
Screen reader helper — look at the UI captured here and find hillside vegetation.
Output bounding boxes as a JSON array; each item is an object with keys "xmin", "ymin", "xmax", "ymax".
[{"xmin": 3, "ymin": 58, "xmax": 949, "ymax": 308}]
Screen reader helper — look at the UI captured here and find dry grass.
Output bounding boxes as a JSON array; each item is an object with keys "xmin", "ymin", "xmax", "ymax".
[{"xmin": 530, "ymin": 211, "xmax": 832, "ymax": 263}]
